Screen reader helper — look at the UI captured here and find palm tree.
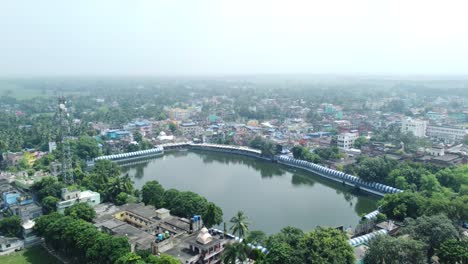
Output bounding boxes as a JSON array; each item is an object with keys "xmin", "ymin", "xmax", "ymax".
[
  {"xmin": 107, "ymin": 174, "xmax": 134, "ymax": 201},
  {"xmin": 222, "ymin": 242, "xmax": 250, "ymax": 264},
  {"xmin": 120, "ymin": 174, "xmax": 134, "ymax": 193},
  {"xmin": 230, "ymin": 211, "xmax": 250, "ymax": 238}
]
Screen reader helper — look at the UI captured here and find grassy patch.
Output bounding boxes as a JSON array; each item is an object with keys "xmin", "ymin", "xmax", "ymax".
[
  {"xmin": 0, "ymin": 83, "xmax": 47, "ymax": 100},
  {"xmin": 0, "ymin": 246, "xmax": 62, "ymax": 264}
]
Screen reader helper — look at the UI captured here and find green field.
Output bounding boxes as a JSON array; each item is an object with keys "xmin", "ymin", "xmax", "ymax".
[
  {"xmin": 0, "ymin": 246, "xmax": 62, "ymax": 264},
  {"xmin": 0, "ymin": 81, "xmax": 88, "ymax": 100},
  {"xmin": 0, "ymin": 83, "xmax": 47, "ymax": 100}
]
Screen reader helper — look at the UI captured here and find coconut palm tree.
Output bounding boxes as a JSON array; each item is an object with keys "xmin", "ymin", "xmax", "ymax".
[
  {"xmin": 222, "ymin": 242, "xmax": 250, "ymax": 264},
  {"xmin": 106, "ymin": 174, "xmax": 134, "ymax": 202},
  {"xmin": 230, "ymin": 211, "xmax": 250, "ymax": 238},
  {"xmin": 120, "ymin": 174, "xmax": 134, "ymax": 193}
]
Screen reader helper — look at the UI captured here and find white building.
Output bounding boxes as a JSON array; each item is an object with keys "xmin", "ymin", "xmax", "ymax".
[
  {"xmin": 156, "ymin": 131, "xmax": 174, "ymax": 141},
  {"xmin": 0, "ymin": 236, "xmax": 24, "ymax": 253},
  {"xmin": 426, "ymin": 126, "xmax": 467, "ymax": 143},
  {"xmin": 401, "ymin": 117, "xmax": 427, "ymax": 138},
  {"xmin": 427, "ymin": 146, "xmax": 445, "ymax": 157},
  {"xmin": 337, "ymin": 132, "xmax": 359, "ymax": 149},
  {"xmin": 48, "ymin": 141, "xmax": 57, "ymax": 152},
  {"xmin": 22, "ymin": 220, "xmax": 40, "ymax": 245},
  {"xmin": 57, "ymin": 188, "xmax": 101, "ymax": 214}
]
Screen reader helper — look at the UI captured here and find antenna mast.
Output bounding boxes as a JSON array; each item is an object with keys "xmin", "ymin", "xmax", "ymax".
[{"xmin": 57, "ymin": 96, "xmax": 74, "ymax": 185}]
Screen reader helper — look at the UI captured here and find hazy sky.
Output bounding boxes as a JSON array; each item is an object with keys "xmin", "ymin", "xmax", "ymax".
[{"xmin": 1, "ymin": 0, "xmax": 468, "ymax": 77}]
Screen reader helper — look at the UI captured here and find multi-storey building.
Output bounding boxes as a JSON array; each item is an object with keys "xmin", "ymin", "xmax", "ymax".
[
  {"xmin": 426, "ymin": 126, "xmax": 467, "ymax": 143},
  {"xmin": 401, "ymin": 117, "xmax": 427, "ymax": 137},
  {"xmin": 180, "ymin": 122, "xmax": 203, "ymax": 136},
  {"xmin": 168, "ymin": 108, "xmax": 191, "ymax": 121},
  {"xmin": 337, "ymin": 132, "xmax": 359, "ymax": 149}
]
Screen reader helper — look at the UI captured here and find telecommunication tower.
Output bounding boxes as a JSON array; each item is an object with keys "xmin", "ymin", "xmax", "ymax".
[{"xmin": 56, "ymin": 96, "xmax": 74, "ymax": 185}]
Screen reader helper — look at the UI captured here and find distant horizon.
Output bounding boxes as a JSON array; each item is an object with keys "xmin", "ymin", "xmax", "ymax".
[{"xmin": 2, "ymin": 73, "xmax": 468, "ymax": 81}]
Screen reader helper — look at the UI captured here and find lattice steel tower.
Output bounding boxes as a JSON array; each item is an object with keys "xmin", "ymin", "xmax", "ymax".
[{"xmin": 56, "ymin": 96, "xmax": 74, "ymax": 185}]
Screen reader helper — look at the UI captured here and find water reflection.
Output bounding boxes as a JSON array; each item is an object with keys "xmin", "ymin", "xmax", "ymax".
[
  {"xmin": 195, "ymin": 150, "xmax": 285, "ymax": 178},
  {"xmin": 291, "ymin": 174, "xmax": 316, "ymax": 186},
  {"xmin": 289, "ymin": 172, "xmax": 377, "ymax": 216}
]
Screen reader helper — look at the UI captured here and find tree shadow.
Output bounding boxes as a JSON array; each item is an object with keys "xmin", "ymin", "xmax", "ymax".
[{"xmin": 22, "ymin": 246, "xmax": 62, "ymax": 264}]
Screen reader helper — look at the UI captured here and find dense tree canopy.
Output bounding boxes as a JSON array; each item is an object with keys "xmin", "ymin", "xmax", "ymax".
[
  {"xmin": 204, "ymin": 202, "xmax": 223, "ymax": 228},
  {"xmin": 350, "ymin": 156, "xmax": 397, "ymax": 183},
  {"xmin": 401, "ymin": 214, "xmax": 460, "ymax": 261},
  {"xmin": 141, "ymin": 180, "xmax": 165, "ymax": 208},
  {"xmin": 222, "ymin": 242, "xmax": 250, "ymax": 264},
  {"xmin": 115, "ymin": 252, "xmax": 145, "ymax": 264},
  {"xmin": 0, "ymin": 215, "xmax": 22, "ymax": 237},
  {"xmin": 353, "ymin": 136, "xmax": 369, "ymax": 149},
  {"xmin": 370, "ymin": 123, "xmax": 428, "ymax": 153},
  {"xmin": 266, "ymin": 226, "xmax": 304, "ymax": 249},
  {"xmin": 64, "ymin": 202, "xmax": 96, "ymax": 222},
  {"xmin": 82, "ymin": 160, "xmax": 135, "ymax": 204},
  {"xmin": 378, "ymin": 191, "xmax": 425, "ymax": 221},
  {"xmin": 363, "ymin": 235, "xmax": 427, "ymax": 264},
  {"xmin": 261, "ymin": 226, "xmax": 354, "ymax": 264},
  {"xmin": 141, "ymin": 181, "xmax": 223, "ymax": 227},
  {"xmin": 146, "ymin": 254, "xmax": 181, "ymax": 264},
  {"xmin": 246, "ymin": 230, "xmax": 267, "ymax": 246},
  {"xmin": 314, "ymin": 147, "xmax": 344, "ymax": 161},
  {"xmin": 249, "ymin": 136, "xmax": 275, "ymax": 158},
  {"xmin": 370, "ymin": 159, "xmax": 468, "ymax": 243},
  {"xmin": 298, "ymin": 227, "xmax": 354, "ymax": 264},
  {"xmin": 436, "ymin": 238, "xmax": 468, "ymax": 264},
  {"xmin": 259, "ymin": 242, "xmax": 297, "ymax": 264},
  {"xmin": 31, "ymin": 176, "xmax": 65, "ymax": 202},
  {"xmin": 34, "ymin": 213, "xmax": 130, "ymax": 264},
  {"xmin": 291, "ymin": 146, "xmax": 321, "ymax": 163},
  {"xmin": 42, "ymin": 195, "xmax": 60, "ymax": 214},
  {"xmin": 75, "ymin": 135, "xmax": 101, "ymax": 161}
]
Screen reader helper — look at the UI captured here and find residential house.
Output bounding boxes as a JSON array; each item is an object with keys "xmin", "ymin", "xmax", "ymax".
[
  {"xmin": 0, "ymin": 236, "xmax": 24, "ymax": 253},
  {"xmin": 56, "ymin": 188, "xmax": 100, "ymax": 214}
]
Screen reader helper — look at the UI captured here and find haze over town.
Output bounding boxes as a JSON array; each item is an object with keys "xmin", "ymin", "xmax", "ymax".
[{"xmin": 1, "ymin": 0, "xmax": 468, "ymax": 77}]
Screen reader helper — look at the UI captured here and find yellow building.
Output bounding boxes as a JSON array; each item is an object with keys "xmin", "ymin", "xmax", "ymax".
[
  {"xmin": 168, "ymin": 108, "xmax": 191, "ymax": 121},
  {"xmin": 246, "ymin": 120, "xmax": 259, "ymax": 126}
]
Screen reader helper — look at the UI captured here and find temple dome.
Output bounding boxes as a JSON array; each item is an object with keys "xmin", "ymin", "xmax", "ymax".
[{"xmin": 196, "ymin": 227, "xmax": 213, "ymax": 245}]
